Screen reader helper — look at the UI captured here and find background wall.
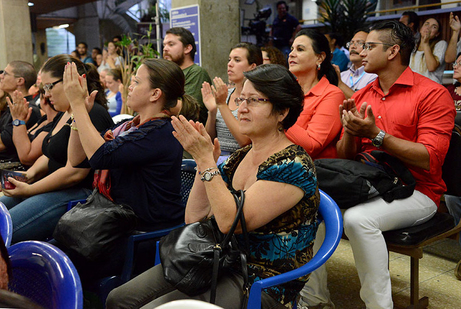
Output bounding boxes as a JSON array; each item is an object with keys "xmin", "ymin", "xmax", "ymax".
[{"xmin": 171, "ymin": 0, "xmax": 240, "ymax": 81}]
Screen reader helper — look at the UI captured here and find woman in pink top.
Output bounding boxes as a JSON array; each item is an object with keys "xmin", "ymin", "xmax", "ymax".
[{"xmin": 287, "ymin": 29, "xmax": 345, "ymax": 159}]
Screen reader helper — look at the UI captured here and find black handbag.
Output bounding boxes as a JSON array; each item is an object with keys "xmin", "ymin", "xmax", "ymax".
[
  {"xmin": 159, "ymin": 190, "xmax": 249, "ymax": 305},
  {"xmin": 53, "ymin": 188, "xmax": 137, "ymax": 262},
  {"xmin": 314, "ymin": 150, "xmax": 416, "ymax": 209}
]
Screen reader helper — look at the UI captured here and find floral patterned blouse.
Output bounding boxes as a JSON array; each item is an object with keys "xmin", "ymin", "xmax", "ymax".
[{"xmin": 219, "ymin": 144, "xmax": 319, "ymax": 306}]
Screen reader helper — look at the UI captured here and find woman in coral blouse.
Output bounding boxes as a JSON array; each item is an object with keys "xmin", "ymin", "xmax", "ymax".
[{"xmin": 286, "ymin": 29, "xmax": 345, "ymax": 159}]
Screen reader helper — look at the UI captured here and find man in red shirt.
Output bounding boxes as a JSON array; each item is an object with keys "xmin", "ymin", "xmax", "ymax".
[{"xmin": 301, "ymin": 20, "xmax": 455, "ymax": 309}]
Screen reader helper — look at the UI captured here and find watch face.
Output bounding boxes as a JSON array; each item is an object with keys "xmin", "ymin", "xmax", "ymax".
[
  {"xmin": 372, "ymin": 131, "xmax": 385, "ymax": 147},
  {"xmin": 204, "ymin": 172, "xmax": 212, "ymax": 181},
  {"xmin": 13, "ymin": 119, "xmax": 25, "ymax": 126}
]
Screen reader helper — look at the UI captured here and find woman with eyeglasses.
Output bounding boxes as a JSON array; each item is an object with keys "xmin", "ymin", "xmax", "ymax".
[
  {"xmin": 410, "ymin": 17, "xmax": 447, "ymax": 84},
  {"xmin": 202, "ymin": 43, "xmax": 262, "ymax": 162},
  {"xmin": 0, "ymin": 55, "xmax": 113, "ymax": 244},
  {"xmin": 106, "ymin": 64, "xmax": 319, "ymax": 309},
  {"xmin": 6, "ymin": 80, "xmax": 60, "ymax": 167},
  {"xmin": 286, "ymin": 29, "xmax": 345, "ymax": 159}
]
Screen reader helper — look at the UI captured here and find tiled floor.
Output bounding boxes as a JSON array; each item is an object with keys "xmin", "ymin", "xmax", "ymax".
[{"xmin": 325, "ymin": 238, "xmax": 461, "ymax": 308}]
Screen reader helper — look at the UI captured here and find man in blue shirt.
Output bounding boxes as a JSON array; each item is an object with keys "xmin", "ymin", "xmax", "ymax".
[{"xmin": 269, "ymin": 1, "xmax": 301, "ymax": 57}]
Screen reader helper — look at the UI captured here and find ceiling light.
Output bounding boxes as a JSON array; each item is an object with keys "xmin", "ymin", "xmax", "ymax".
[
  {"xmin": 28, "ymin": 2, "xmax": 34, "ymax": 6},
  {"xmin": 53, "ymin": 24, "xmax": 70, "ymax": 29}
]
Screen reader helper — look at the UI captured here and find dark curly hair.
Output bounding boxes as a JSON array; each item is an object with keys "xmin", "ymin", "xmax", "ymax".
[
  {"xmin": 243, "ymin": 64, "xmax": 304, "ymax": 130},
  {"xmin": 261, "ymin": 46, "xmax": 287, "ymax": 67}
]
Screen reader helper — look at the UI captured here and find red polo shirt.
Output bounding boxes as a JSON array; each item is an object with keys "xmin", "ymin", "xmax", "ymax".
[{"xmin": 350, "ymin": 67, "xmax": 456, "ymax": 206}]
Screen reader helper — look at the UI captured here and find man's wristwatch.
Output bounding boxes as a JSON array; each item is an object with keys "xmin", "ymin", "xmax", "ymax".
[
  {"xmin": 12, "ymin": 119, "xmax": 26, "ymax": 126},
  {"xmin": 371, "ymin": 130, "xmax": 386, "ymax": 148},
  {"xmin": 200, "ymin": 169, "xmax": 221, "ymax": 182}
]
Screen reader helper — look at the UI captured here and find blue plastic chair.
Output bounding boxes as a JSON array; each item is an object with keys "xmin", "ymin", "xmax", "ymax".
[
  {"xmin": 87, "ymin": 159, "xmax": 197, "ymax": 305},
  {"xmin": 8, "ymin": 240, "xmax": 83, "ymax": 309},
  {"xmin": 153, "ymin": 189, "xmax": 343, "ymax": 309},
  {"xmin": 247, "ymin": 189, "xmax": 343, "ymax": 309},
  {"xmin": 0, "ymin": 201, "xmax": 12, "ymax": 247}
]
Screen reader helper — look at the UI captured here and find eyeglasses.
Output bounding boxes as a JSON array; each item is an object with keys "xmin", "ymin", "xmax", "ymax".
[
  {"xmin": 43, "ymin": 79, "xmax": 63, "ymax": 92},
  {"xmin": 362, "ymin": 42, "xmax": 395, "ymax": 51},
  {"xmin": 453, "ymin": 61, "xmax": 461, "ymax": 68},
  {"xmin": 346, "ymin": 41, "xmax": 365, "ymax": 49},
  {"xmin": 234, "ymin": 97, "xmax": 270, "ymax": 107},
  {"xmin": 1, "ymin": 70, "xmax": 20, "ymax": 78}
]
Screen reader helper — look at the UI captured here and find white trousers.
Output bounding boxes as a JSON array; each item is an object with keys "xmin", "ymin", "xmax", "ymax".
[{"xmin": 300, "ymin": 190, "xmax": 437, "ymax": 309}]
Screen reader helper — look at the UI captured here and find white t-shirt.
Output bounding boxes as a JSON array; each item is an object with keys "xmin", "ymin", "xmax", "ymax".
[{"xmin": 410, "ymin": 40, "xmax": 447, "ymax": 84}]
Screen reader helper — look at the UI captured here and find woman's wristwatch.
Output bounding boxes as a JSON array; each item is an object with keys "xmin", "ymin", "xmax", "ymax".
[{"xmin": 200, "ymin": 169, "xmax": 221, "ymax": 182}]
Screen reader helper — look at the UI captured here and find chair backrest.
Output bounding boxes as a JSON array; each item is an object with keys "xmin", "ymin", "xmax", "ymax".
[
  {"xmin": 8, "ymin": 241, "xmax": 83, "ymax": 309},
  {"xmin": 442, "ymin": 124, "xmax": 461, "ymax": 196},
  {"xmin": 0, "ymin": 202, "xmax": 12, "ymax": 247},
  {"xmin": 247, "ymin": 189, "xmax": 343, "ymax": 309},
  {"xmin": 180, "ymin": 159, "xmax": 197, "ymax": 206}
]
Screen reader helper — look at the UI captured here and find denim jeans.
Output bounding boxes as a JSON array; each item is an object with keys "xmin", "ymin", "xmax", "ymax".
[
  {"xmin": 1, "ymin": 187, "xmax": 92, "ymax": 244},
  {"xmin": 444, "ymin": 194, "xmax": 461, "ymax": 246}
]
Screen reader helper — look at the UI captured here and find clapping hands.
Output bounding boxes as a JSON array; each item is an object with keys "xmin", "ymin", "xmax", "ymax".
[
  {"xmin": 63, "ymin": 62, "xmax": 97, "ymax": 113},
  {"xmin": 201, "ymin": 77, "xmax": 229, "ymax": 113},
  {"xmin": 172, "ymin": 115, "xmax": 221, "ymax": 163},
  {"xmin": 6, "ymin": 90, "xmax": 31, "ymax": 122}
]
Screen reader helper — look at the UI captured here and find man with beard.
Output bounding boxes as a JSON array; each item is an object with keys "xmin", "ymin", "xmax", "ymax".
[
  {"xmin": 336, "ymin": 30, "xmax": 377, "ymax": 99},
  {"xmin": 163, "ymin": 27, "xmax": 211, "ymax": 124},
  {"xmin": 76, "ymin": 42, "xmax": 95, "ymax": 65}
]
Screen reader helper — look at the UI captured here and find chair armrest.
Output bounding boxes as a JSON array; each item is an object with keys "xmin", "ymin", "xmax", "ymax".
[{"xmin": 120, "ymin": 223, "xmax": 184, "ymax": 283}]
